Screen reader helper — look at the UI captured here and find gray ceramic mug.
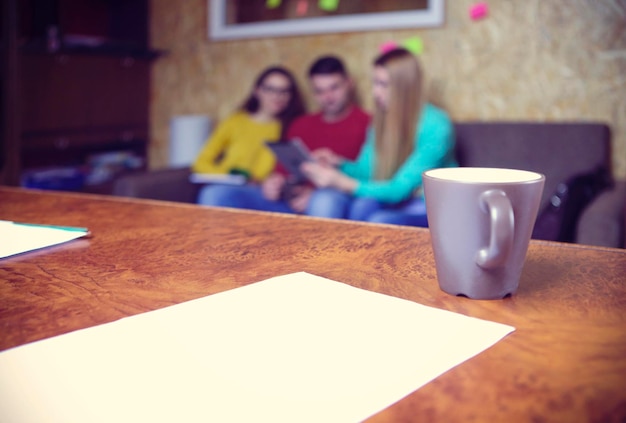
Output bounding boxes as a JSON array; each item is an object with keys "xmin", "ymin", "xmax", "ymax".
[{"xmin": 423, "ymin": 168, "xmax": 545, "ymax": 300}]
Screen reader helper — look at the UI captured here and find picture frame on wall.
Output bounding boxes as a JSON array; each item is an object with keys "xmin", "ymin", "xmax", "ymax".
[{"xmin": 209, "ymin": 0, "xmax": 445, "ymax": 40}]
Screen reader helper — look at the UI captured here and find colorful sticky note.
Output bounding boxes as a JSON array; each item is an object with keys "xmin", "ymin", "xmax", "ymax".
[
  {"xmin": 379, "ymin": 41, "xmax": 399, "ymax": 54},
  {"xmin": 403, "ymin": 36, "xmax": 424, "ymax": 55},
  {"xmin": 470, "ymin": 2, "xmax": 489, "ymax": 20},
  {"xmin": 319, "ymin": 0, "xmax": 340, "ymax": 12},
  {"xmin": 297, "ymin": 0, "xmax": 309, "ymax": 16},
  {"xmin": 267, "ymin": 0, "xmax": 281, "ymax": 9}
]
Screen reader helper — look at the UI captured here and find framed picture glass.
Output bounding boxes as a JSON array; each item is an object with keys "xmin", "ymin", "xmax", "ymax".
[{"xmin": 209, "ymin": 0, "xmax": 445, "ymax": 40}]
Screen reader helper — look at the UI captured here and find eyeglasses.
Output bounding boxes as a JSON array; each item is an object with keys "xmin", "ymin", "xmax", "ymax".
[{"xmin": 260, "ymin": 84, "xmax": 291, "ymax": 96}]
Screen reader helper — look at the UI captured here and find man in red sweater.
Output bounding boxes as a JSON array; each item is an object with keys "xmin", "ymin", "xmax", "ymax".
[
  {"xmin": 197, "ymin": 55, "xmax": 370, "ymax": 213},
  {"xmin": 263, "ymin": 55, "xmax": 370, "ymax": 211}
]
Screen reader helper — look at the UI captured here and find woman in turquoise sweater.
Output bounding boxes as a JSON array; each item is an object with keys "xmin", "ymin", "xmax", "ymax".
[{"xmin": 301, "ymin": 48, "xmax": 457, "ymax": 226}]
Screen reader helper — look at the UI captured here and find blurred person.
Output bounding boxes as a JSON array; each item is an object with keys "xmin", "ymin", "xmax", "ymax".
[
  {"xmin": 301, "ymin": 48, "xmax": 457, "ymax": 226},
  {"xmin": 193, "ymin": 66, "xmax": 305, "ymax": 185}
]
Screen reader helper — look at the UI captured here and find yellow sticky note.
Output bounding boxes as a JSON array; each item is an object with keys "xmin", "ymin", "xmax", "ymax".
[
  {"xmin": 403, "ymin": 37, "xmax": 424, "ymax": 55},
  {"xmin": 319, "ymin": 0, "xmax": 339, "ymax": 12}
]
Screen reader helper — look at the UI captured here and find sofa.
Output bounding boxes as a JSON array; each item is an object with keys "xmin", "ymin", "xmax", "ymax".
[{"xmin": 112, "ymin": 122, "xmax": 626, "ymax": 248}]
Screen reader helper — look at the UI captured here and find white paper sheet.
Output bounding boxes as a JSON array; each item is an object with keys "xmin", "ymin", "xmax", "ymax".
[
  {"xmin": 0, "ymin": 272, "xmax": 515, "ymax": 423},
  {"xmin": 189, "ymin": 173, "xmax": 247, "ymax": 185},
  {"xmin": 0, "ymin": 220, "xmax": 89, "ymax": 259}
]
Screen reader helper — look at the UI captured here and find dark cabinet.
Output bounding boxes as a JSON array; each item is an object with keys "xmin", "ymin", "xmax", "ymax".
[
  {"xmin": 1, "ymin": 0, "xmax": 159, "ymax": 192},
  {"xmin": 20, "ymin": 54, "xmax": 150, "ymax": 169}
]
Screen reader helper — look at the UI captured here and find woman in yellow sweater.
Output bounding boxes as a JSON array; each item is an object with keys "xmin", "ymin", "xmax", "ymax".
[{"xmin": 192, "ymin": 66, "xmax": 305, "ymax": 182}]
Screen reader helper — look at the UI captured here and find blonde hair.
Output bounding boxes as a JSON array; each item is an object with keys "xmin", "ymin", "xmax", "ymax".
[{"xmin": 373, "ymin": 49, "xmax": 424, "ymax": 180}]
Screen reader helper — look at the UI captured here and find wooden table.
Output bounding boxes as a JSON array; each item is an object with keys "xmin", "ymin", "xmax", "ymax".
[{"xmin": 1, "ymin": 187, "xmax": 625, "ymax": 422}]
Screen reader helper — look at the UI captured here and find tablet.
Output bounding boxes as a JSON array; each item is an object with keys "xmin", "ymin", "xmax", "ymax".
[{"xmin": 266, "ymin": 138, "xmax": 311, "ymax": 181}]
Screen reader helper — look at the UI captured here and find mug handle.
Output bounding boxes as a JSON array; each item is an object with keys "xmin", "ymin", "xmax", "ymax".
[{"xmin": 475, "ymin": 189, "xmax": 515, "ymax": 269}]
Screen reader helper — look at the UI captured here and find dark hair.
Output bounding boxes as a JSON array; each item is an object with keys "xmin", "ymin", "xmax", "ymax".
[
  {"xmin": 308, "ymin": 55, "xmax": 348, "ymax": 78},
  {"xmin": 374, "ymin": 47, "xmax": 412, "ymax": 67},
  {"xmin": 242, "ymin": 66, "xmax": 306, "ymax": 134}
]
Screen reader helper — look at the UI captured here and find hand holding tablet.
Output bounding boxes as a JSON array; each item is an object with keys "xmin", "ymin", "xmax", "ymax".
[{"xmin": 266, "ymin": 138, "xmax": 312, "ymax": 182}]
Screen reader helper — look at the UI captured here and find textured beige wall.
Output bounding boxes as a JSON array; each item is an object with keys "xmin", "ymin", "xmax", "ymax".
[{"xmin": 150, "ymin": 0, "xmax": 626, "ymax": 178}]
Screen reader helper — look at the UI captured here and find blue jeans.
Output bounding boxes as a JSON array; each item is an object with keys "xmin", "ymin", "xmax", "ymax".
[
  {"xmin": 197, "ymin": 184, "xmax": 295, "ymax": 214},
  {"xmin": 305, "ymin": 188, "xmax": 428, "ymax": 227}
]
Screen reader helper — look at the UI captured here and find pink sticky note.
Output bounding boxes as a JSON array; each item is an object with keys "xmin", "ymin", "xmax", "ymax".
[
  {"xmin": 470, "ymin": 2, "xmax": 488, "ymax": 20},
  {"xmin": 379, "ymin": 41, "xmax": 399, "ymax": 54},
  {"xmin": 297, "ymin": 0, "xmax": 308, "ymax": 16}
]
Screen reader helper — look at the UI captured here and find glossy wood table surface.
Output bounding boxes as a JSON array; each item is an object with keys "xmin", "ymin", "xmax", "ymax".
[{"xmin": 1, "ymin": 187, "xmax": 625, "ymax": 422}]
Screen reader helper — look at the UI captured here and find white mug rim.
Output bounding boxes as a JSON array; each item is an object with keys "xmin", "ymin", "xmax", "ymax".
[{"xmin": 424, "ymin": 167, "xmax": 544, "ymax": 184}]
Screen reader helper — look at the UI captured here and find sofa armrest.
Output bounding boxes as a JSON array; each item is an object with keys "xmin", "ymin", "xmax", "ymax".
[
  {"xmin": 112, "ymin": 167, "xmax": 199, "ymax": 203},
  {"xmin": 576, "ymin": 180, "xmax": 626, "ymax": 248}
]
